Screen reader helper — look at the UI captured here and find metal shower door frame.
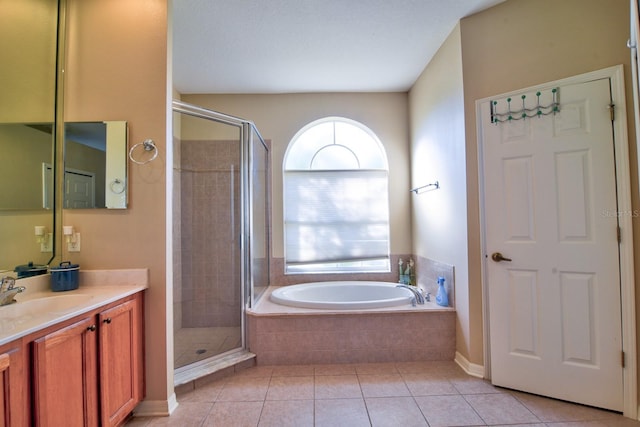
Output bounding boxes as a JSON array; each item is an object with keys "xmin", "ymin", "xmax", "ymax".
[{"xmin": 172, "ymin": 99, "xmax": 263, "ymax": 359}]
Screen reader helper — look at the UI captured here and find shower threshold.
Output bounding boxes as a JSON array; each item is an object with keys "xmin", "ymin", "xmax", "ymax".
[{"xmin": 174, "ymin": 349, "xmax": 256, "ymax": 387}]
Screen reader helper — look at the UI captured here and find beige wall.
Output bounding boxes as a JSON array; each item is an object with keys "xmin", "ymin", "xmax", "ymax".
[
  {"xmin": 181, "ymin": 93, "xmax": 413, "ymax": 259},
  {"xmin": 63, "ymin": 0, "xmax": 171, "ymax": 407},
  {"xmin": 459, "ymin": 0, "xmax": 634, "ymax": 365},
  {"xmin": 408, "ymin": 25, "xmax": 472, "ymax": 359}
]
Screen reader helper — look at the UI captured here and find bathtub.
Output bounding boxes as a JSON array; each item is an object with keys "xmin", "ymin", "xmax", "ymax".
[
  {"xmin": 269, "ymin": 281, "xmax": 414, "ymax": 310},
  {"xmin": 249, "ymin": 282, "xmax": 455, "ymax": 365}
]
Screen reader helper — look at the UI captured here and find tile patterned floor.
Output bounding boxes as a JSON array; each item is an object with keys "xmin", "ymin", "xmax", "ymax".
[{"xmin": 126, "ymin": 361, "xmax": 640, "ymax": 426}]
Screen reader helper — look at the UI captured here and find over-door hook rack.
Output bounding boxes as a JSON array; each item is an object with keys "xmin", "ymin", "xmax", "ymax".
[{"xmin": 490, "ymin": 88, "xmax": 560, "ymax": 123}]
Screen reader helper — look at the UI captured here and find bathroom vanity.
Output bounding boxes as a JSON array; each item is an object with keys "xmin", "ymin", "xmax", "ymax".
[{"xmin": 0, "ymin": 270, "xmax": 147, "ymax": 427}]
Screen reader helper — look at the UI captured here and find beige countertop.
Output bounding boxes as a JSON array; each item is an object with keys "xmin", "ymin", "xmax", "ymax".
[{"xmin": 0, "ymin": 269, "xmax": 148, "ymax": 346}]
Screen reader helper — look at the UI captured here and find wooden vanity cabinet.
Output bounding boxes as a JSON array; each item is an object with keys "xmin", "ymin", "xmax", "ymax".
[
  {"xmin": 98, "ymin": 297, "xmax": 144, "ymax": 427},
  {"xmin": 0, "ymin": 339, "xmax": 29, "ymax": 427},
  {"xmin": 32, "ymin": 316, "xmax": 99, "ymax": 427},
  {"xmin": 31, "ymin": 293, "xmax": 144, "ymax": 427}
]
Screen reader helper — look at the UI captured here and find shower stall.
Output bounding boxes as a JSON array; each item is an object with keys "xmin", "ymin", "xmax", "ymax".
[{"xmin": 172, "ymin": 101, "xmax": 269, "ymax": 381}]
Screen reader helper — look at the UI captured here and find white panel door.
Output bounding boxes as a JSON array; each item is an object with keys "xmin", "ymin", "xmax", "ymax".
[
  {"xmin": 481, "ymin": 78, "xmax": 623, "ymax": 411},
  {"xmin": 64, "ymin": 169, "xmax": 95, "ymax": 208}
]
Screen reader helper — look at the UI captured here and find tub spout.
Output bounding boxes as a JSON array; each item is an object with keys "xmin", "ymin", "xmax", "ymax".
[{"xmin": 396, "ymin": 284, "xmax": 425, "ymax": 305}]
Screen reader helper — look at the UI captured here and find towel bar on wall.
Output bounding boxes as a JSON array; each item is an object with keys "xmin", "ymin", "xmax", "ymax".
[{"xmin": 410, "ymin": 181, "xmax": 439, "ymax": 194}]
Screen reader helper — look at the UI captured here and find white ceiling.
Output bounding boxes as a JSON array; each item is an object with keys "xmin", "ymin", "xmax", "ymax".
[{"xmin": 172, "ymin": 0, "xmax": 504, "ymax": 94}]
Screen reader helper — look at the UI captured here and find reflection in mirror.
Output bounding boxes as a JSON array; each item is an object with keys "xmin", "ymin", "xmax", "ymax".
[
  {"xmin": 64, "ymin": 121, "xmax": 128, "ymax": 209},
  {"xmin": 0, "ymin": 124, "xmax": 54, "ymax": 210},
  {"xmin": 0, "ymin": 123, "xmax": 55, "ymax": 273}
]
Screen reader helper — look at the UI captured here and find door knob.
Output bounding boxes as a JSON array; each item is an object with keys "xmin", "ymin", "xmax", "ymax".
[{"xmin": 491, "ymin": 252, "xmax": 512, "ymax": 262}]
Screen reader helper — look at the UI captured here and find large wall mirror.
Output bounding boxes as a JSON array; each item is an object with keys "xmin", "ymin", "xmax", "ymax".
[
  {"xmin": 0, "ymin": 0, "xmax": 59, "ymax": 273},
  {"xmin": 64, "ymin": 121, "xmax": 128, "ymax": 209}
]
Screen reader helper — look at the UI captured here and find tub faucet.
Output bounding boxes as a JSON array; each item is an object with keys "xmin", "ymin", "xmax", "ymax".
[
  {"xmin": 0, "ymin": 277, "xmax": 25, "ymax": 306},
  {"xmin": 396, "ymin": 284, "xmax": 425, "ymax": 306}
]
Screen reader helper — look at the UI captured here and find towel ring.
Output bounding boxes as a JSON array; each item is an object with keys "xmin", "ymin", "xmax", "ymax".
[
  {"xmin": 129, "ymin": 139, "xmax": 158, "ymax": 165},
  {"xmin": 109, "ymin": 178, "xmax": 126, "ymax": 194}
]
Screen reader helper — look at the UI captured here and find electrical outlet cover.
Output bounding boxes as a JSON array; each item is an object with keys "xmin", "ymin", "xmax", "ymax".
[
  {"xmin": 40, "ymin": 233, "xmax": 53, "ymax": 252},
  {"xmin": 68, "ymin": 233, "xmax": 81, "ymax": 252}
]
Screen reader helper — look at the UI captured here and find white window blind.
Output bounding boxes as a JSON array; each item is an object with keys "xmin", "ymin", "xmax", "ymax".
[
  {"xmin": 283, "ymin": 117, "xmax": 390, "ymax": 273},
  {"xmin": 284, "ymin": 169, "xmax": 390, "ymax": 266}
]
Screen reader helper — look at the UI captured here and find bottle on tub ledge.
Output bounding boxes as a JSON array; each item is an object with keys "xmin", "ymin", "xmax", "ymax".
[
  {"xmin": 398, "ymin": 258, "xmax": 416, "ymax": 286},
  {"xmin": 435, "ymin": 276, "xmax": 449, "ymax": 307}
]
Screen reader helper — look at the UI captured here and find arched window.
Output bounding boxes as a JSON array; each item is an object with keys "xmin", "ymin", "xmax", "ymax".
[{"xmin": 283, "ymin": 117, "xmax": 390, "ymax": 273}]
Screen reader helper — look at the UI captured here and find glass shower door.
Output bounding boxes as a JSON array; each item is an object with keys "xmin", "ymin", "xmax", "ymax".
[
  {"xmin": 248, "ymin": 124, "xmax": 270, "ymax": 307},
  {"xmin": 173, "ymin": 108, "xmax": 244, "ymax": 369}
]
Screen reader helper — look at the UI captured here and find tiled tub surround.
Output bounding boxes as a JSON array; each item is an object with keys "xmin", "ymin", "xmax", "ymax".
[
  {"xmin": 269, "ymin": 255, "xmax": 455, "ymax": 308},
  {"xmin": 416, "ymin": 256, "xmax": 455, "ymax": 307},
  {"xmin": 247, "ymin": 286, "xmax": 455, "ymax": 365}
]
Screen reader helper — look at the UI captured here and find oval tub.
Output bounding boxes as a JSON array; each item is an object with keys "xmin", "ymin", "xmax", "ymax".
[{"xmin": 269, "ymin": 281, "xmax": 414, "ymax": 310}]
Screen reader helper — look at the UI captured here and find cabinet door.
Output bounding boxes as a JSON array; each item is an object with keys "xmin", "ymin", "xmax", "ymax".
[
  {"xmin": 32, "ymin": 317, "xmax": 99, "ymax": 427},
  {"xmin": 0, "ymin": 343, "xmax": 28, "ymax": 427},
  {"xmin": 99, "ymin": 296, "xmax": 143, "ymax": 426}
]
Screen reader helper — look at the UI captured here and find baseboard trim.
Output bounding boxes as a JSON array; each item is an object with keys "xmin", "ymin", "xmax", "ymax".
[
  {"xmin": 133, "ymin": 393, "xmax": 178, "ymax": 418},
  {"xmin": 454, "ymin": 351, "xmax": 485, "ymax": 378}
]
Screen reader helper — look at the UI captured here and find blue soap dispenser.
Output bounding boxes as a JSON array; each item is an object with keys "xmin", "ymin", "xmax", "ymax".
[{"xmin": 436, "ymin": 276, "xmax": 449, "ymax": 307}]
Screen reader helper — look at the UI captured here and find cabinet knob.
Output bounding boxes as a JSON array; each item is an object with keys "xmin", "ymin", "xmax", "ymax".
[
  {"xmin": 87, "ymin": 325, "xmax": 97, "ymax": 332},
  {"xmin": 103, "ymin": 318, "xmax": 112, "ymax": 324}
]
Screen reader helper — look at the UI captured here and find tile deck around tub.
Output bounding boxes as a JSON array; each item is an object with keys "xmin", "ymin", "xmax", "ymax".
[{"xmin": 247, "ymin": 285, "xmax": 455, "ymax": 365}]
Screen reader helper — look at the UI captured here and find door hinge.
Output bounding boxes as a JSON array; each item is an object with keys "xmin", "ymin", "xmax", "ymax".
[
  {"xmin": 622, "ymin": 350, "xmax": 626, "ymax": 368},
  {"xmin": 617, "ymin": 226, "xmax": 622, "ymax": 243},
  {"xmin": 608, "ymin": 103, "xmax": 615, "ymax": 121}
]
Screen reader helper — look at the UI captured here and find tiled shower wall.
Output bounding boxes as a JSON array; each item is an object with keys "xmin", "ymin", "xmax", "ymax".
[{"xmin": 180, "ymin": 139, "xmax": 242, "ymax": 328}]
